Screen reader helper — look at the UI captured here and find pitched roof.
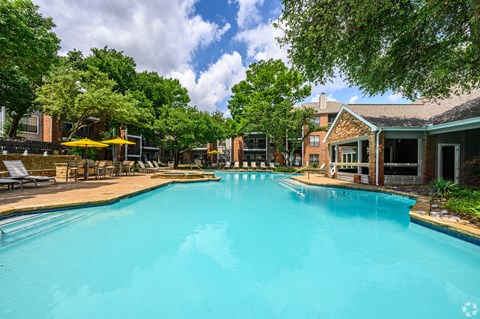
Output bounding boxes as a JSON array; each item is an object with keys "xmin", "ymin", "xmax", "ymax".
[
  {"xmin": 302, "ymin": 101, "xmax": 343, "ymax": 114},
  {"xmin": 346, "ymin": 89, "xmax": 480, "ymax": 127}
]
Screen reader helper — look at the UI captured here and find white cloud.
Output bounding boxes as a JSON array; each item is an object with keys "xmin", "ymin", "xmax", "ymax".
[
  {"xmin": 170, "ymin": 52, "xmax": 246, "ymax": 112},
  {"xmin": 234, "ymin": 21, "xmax": 288, "ymax": 63},
  {"xmin": 348, "ymin": 95, "xmax": 359, "ymax": 104},
  {"xmin": 387, "ymin": 93, "xmax": 403, "ymax": 103},
  {"xmin": 35, "ymin": 0, "xmax": 230, "ymax": 75},
  {"xmin": 233, "ymin": 0, "xmax": 265, "ymax": 29}
]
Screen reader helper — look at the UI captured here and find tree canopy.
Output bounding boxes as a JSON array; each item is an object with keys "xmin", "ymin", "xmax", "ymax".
[
  {"xmin": 277, "ymin": 0, "xmax": 480, "ymax": 100},
  {"xmin": 0, "ymin": 0, "xmax": 60, "ymax": 137},
  {"xmin": 36, "ymin": 67, "xmax": 143, "ymax": 140},
  {"xmin": 228, "ymin": 59, "xmax": 322, "ymax": 167}
]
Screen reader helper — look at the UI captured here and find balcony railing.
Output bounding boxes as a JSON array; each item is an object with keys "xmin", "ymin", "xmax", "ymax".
[{"xmin": 243, "ymin": 143, "xmax": 266, "ymax": 150}]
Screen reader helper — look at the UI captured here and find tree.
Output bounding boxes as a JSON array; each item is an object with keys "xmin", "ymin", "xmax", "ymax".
[
  {"xmin": 277, "ymin": 0, "xmax": 480, "ymax": 100},
  {"xmin": 228, "ymin": 59, "xmax": 323, "ymax": 167},
  {"xmin": 85, "ymin": 47, "xmax": 138, "ymax": 94},
  {"xmin": 0, "ymin": 0, "xmax": 60, "ymax": 137},
  {"xmin": 36, "ymin": 67, "xmax": 142, "ymax": 140},
  {"xmin": 155, "ymin": 106, "xmax": 227, "ymax": 168}
]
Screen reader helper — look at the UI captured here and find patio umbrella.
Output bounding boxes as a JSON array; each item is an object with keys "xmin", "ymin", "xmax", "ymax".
[
  {"xmin": 101, "ymin": 137, "xmax": 136, "ymax": 162},
  {"xmin": 61, "ymin": 138, "xmax": 109, "ymax": 159}
]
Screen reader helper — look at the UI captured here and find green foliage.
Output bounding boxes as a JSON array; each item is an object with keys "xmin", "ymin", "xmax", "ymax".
[
  {"xmin": 445, "ymin": 188, "xmax": 480, "ymax": 218},
  {"xmin": 85, "ymin": 47, "xmax": 138, "ymax": 94},
  {"xmin": 277, "ymin": 0, "xmax": 480, "ymax": 100},
  {"xmin": 0, "ymin": 0, "xmax": 60, "ymax": 137},
  {"xmin": 430, "ymin": 178, "xmax": 458, "ymax": 198},
  {"xmin": 272, "ymin": 166, "xmax": 296, "ymax": 173},
  {"xmin": 228, "ymin": 59, "xmax": 325, "ymax": 167},
  {"xmin": 36, "ymin": 67, "xmax": 142, "ymax": 140}
]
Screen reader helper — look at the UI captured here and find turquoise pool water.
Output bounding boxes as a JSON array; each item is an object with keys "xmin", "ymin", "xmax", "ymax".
[{"xmin": 0, "ymin": 172, "xmax": 479, "ymax": 318}]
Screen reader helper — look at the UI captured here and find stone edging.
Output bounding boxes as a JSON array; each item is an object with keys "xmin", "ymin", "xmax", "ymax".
[{"xmin": 292, "ymin": 176, "xmax": 480, "ymax": 246}]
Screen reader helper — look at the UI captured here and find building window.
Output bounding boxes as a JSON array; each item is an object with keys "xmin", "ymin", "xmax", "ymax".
[
  {"xmin": 328, "ymin": 113, "xmax": 337, "ymax": 126},
  {"xmin": 310, "ymin": 135, "xmax": 320, "ymax": 146},
  {"xmin": 310, "ymin": 116, "xmax": 320, "ymax": 126},
  {"xmin": 19, "ymin": 116, "xmax": 39, "ymax": 134},
  {"xmin": 309, "ymin": 154, "xmax": 319, "ymax": 164}
]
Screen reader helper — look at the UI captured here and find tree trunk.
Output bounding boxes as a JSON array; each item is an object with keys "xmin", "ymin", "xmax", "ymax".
[
  {"xmin": 7, "ymin": 114, "xmax": 22, "ymax": 138},
  {"xmin": 173, "ymin": 151, "xmax": 180, "ymax": 169}
]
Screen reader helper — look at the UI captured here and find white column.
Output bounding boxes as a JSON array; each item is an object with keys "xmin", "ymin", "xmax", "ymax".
[{"xmin": 0, "ymin": 107, "xmax": 5, "ymax": 135}]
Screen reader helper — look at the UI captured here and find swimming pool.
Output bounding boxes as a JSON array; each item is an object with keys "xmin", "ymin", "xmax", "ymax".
[{"xmin": 0, "ymin": 172, "xmax": 479, "ymax": 318}]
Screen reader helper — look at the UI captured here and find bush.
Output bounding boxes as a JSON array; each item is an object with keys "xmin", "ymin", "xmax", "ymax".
[
  {"xmin": 430, "ymin": 178, "xmax": 457, "ymax": 198},
  {"xmin": 461, "ymin": 156, "xmax": 480, "ymax": 186}
]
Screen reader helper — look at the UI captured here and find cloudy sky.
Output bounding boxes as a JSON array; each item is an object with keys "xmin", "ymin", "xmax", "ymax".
[{"xmin": 35, "ymin": 0, "xmax": 409, "ymax": 115}]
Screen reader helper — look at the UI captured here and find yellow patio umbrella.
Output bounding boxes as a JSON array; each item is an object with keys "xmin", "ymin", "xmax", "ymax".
[
  {"xmin": 61, "ymin": 138, "xmax": 109, "ymax": 159},
  {"xmin": 207, "ymin": 150, "xmax": 223, "ymax": 155},
  {"xmin": 101, "ymin": 137, "xmax": 136, "ymax": 162}
]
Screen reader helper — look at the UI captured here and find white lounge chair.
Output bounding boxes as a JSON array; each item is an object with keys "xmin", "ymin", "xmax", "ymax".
[
  {"xmin": 242, "ymin": 162, "xmax": 249, "ymax": 169},
  {"xmin": 224, "ymin": 162, "xmax": 231, "ymax": 169},
  {"xmin": 137, "ymin": 161, "xmax": 156, "ymax": 173},
  {"xmin": 147, "ymin": 161, "xmax": 161, "ymax": 171},
  {"xmin": 3, "ymin": 160, "xmax": 56, "ymax": 187},
  {"xmin": 234, "ymin": 162, "xmax": 240, "ymax": 169},
  {"xmin": 260, "ymin": 162, "xmax": 267, "ymax": 170},
  {"xmin": 269, "ymin": 163, "xmax": 276, "ymax": 170},
  {"xmin": 250, "ymin": 162, "xmax": 257, "ymax": 170}
]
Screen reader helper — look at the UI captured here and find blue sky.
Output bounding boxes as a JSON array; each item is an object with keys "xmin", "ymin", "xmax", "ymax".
[{"xmin": 35, "ymin": 0, "xmax": 410, "ymax": 115}]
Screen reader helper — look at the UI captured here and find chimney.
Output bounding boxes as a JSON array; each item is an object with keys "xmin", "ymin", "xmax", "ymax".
[{"xmin": 319, "ymin": 93, "xmax": 327, "ymax": 109}]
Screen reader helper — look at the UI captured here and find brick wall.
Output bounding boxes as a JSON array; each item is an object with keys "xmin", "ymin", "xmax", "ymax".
[
  {"xmin": 303, "ymin": 113, "xmax": 329, "ymax": 166},
  {"xmin": 233, "ymin": 136, "xmax": 244, "ymax": 162}
]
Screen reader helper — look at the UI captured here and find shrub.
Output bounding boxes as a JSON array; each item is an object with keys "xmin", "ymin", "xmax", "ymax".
[
  {"xmin": 430, "ymin": 178, "xmax": 457, "ymax": 198},
  {"xmin": 460, "ymin": 156, "xmax": 480, "ymax": 186}
]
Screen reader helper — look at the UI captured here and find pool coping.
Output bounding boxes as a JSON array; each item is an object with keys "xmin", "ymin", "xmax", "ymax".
[
  {"xmin": 0, "ymin": 177, "xmax": 221, "ymax": 222},
  {"xmin": 291, "ymin": 176, "xmax": 480, "ymax": 246}
]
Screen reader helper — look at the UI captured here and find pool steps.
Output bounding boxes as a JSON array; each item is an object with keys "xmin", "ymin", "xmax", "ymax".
[
  {"xmin": 274, "ymin": 178, "xmax": 306, "ymax": 196},
  {"xmin": 0, "ymin": 212, "xmax": 90, "ymax": 247}
]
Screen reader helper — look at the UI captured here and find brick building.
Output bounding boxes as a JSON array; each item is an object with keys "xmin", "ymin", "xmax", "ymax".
[
  {"xmin": 301, "ymin": 93, "xmax": 342, "ymax": 166},
  {"xmin": 323, "ymin": 91, "xmax": 480, "ymax": 185}
]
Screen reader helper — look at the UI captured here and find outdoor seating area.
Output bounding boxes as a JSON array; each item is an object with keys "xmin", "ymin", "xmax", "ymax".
[{"xmin": 220, "ymin": 161, "xmax": 275, "ymax": 170}]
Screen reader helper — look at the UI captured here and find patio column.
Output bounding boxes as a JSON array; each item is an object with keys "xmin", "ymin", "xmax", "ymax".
[{"xmin": 357, "ymin": 140, "xmax": 362, "ymax": 174}]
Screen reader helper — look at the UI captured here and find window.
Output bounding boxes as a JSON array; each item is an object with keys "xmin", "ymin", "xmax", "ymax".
[
  {"xmin": 309, "ymin": 154, "xmax": 319, "ymax": 164},
  {"xmin": 328, "ymin": 113, "xmax": 337, "ymax": 126},
  {"xmin": 19, "ymin": 116, "xmax": 39, "ymax": 134},
  {"xmin": 310, "ymin": 116, "xmax": 320, "ymax": 126},
  {"xmin": 310, "ymin": 135, "xmax": 320, "ymax": 147}
]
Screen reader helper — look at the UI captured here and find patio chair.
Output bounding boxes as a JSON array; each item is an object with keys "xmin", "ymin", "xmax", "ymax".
[
  {"xmin": 250, "ymin": 162, "xmax": 257, "ymax": 170},
  {"xmin": 269, "ymin": 163, "xmax": 276, "ymax": 170},
  {"xmin": 242, "ymin": 162, "xmax": 249, "ymax": 169},
  {"xmin": 137, "ymin": 161, "xmax": 157, "ymax": 173},
  {"xmin": 66, "ymin": 160, "xmax": 79, "ymax": 182},
  {"xmin": 2, "ymin": 160, "xmax": 56, "ymax": 187},
  {"xmin": 122, "ymin": 160, "xmax": 135, "ymax": 176},
  {"xmin": 97, "ymin": 160, "xmax": 115, "ymax": 179},
  {"xmin": 0, "ymin": 178, "xmax": 23, "ymax": 191},
  {"xmin": 224, "ymin": 162, "xmax": 231, "ymax": 169},
  {"xmin": 260, "ymin": 162, "xmax": 267, "ymax": 170},
  {"xmin": 234, "ymin": 162, "xmax": 240, "ymax": 169}
]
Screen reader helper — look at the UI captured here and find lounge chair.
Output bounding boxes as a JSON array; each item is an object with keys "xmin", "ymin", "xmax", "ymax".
[
  {"xmin": 0, "ymin": 178, "xmax": 23, "ymax": 191},
  {"xmin": 243, "ymin": 162, "xmax": 249, "ymax": 169},
  {"xmin": 250, "ymin": 162, "xmax": 257, "ymax": 170},
  {"xmin": 3, "ymin": 160, "xmax": 56, "ymax": 187},
  {"xmin": 137, "ymin": 161, "xmax": 156, "ymax": 173},
  {"xmin": 147, "ymin": 161, "xmax": 161, "ymax": 171},
  {"xmin": 224, "ymin": 162, "xmax": 231, "ymax": 169},
  {"xmin": 269, "ymin": 163, "xmax": 276, "ymax": 170},
  {"xmin": 260, "ymin": 162, "xmax": 267, "ymax": 170},
  {"xmin": 233, "ymin": 162, "xmax": 240, "ymax": 169}
]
